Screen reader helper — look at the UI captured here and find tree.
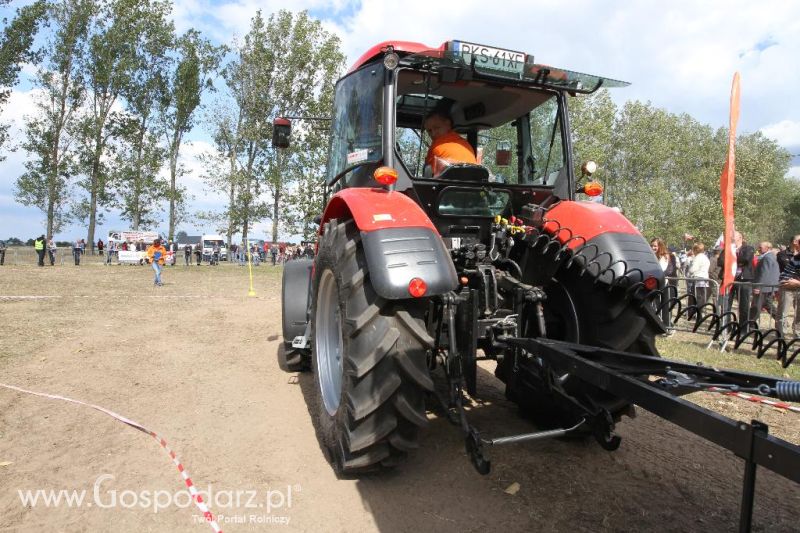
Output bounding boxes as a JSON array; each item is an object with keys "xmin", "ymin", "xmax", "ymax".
[
  {"xmin": 0, "ymin": 0, "xmax": 48, "ymax": 155},
  {"xmin": 205, "ymin": 9, "xmax": 344, "ymax": 246},
  {"xmin": 77, "ymin": 0, "xmax": 170, "ymax": 251},
  {"xmin": 160, "ymin": 30, "xmax": 225, "ymax": 241},
  {"xmin": 14, "ymin": 0, "xmax": 92, "ymax": 237},
  {"xmin": 111, "ymin": 116, "xmax": 166, "ymax": 229},
  {"xmin": 580, "ymin": 97, "xmax": 793, "ymax": 249},
  {"xmin": 256, "ymin": 10, "xmax": 344, "ymax": 243},
  {"xmin": 111, "ymin": 0, "xmax": 173, "ymax": 230}
]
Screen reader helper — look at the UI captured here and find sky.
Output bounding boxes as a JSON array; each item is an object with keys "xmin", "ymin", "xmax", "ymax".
[{"xmin": 1, "ymin": 0, "xmax": 799, "ymax": 242}]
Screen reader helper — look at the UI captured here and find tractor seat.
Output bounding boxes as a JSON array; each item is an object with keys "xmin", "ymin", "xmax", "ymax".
[{"xmin": 435, "ymin": 163, "xmax": 490, "ymax": 182}]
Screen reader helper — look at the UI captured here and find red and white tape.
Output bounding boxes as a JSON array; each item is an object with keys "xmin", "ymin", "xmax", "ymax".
[
  {"xmin": 0, "ymin": 383, "xmax": 222, "ymax": 532},
  {"xmin": 708, "ymin": 386, "xmax": 800, "ymax": 414}
]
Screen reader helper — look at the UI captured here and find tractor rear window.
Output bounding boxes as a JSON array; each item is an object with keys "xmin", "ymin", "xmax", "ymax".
[
  {"xmin": 437, "ymin": 187, "xmax": 511, "ymax": 217},
  {"xmin": 394, "ymin": 70, "xmax": 566, "ymax": 187},
  {"xmin": 327, "ymin": 66, "xmax": 384, "ymax": 186}
]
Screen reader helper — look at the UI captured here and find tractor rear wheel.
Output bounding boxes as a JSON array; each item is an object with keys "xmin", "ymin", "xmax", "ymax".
[
  {"xmin": 502, "ymin": 261, "xmax": 661, "ymax": 429},
  {"xmin": 311, "ymin": 219, "xmax": 434, "ymax": 474}
]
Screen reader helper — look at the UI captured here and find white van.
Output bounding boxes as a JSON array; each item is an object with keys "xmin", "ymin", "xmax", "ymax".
[{"xmin": 201, "ymin": 234, "xmax": 227, "ymax": 261}]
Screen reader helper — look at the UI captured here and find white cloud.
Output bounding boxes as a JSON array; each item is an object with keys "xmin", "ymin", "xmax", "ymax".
[
  {"xmin": 787, "ymin": 166, "xmax": 800, "ymax": 180},
  {"xmin": 322, "ymin": 0, "xmax": 800, "ymax": 135},
  {"xmin": 165, "ymin": 0, "xmax": 800, "ymax": 138},
  {"xmin": 761, "ymin": 120, "xmax": 800, "ymax": 148}
]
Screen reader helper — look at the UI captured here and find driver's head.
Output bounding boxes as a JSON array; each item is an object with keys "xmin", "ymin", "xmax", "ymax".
[{"xmin": 424, "ymin": 111, "xmax": 453, "ymax": 141}]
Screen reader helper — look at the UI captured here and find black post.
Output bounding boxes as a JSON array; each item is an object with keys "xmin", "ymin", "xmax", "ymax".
[{"xmin": 739, "ymin": 420, "xmax": 768, "ymax": 533}]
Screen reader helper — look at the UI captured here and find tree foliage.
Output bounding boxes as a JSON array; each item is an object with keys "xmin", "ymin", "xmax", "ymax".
[
  {"xmin": 203, "ymin": 9, "xmax": 344, "ymax": 245},
  {"xmin": 161, "ymin": 30, "xmax": 225, "ymax": 240},
  {"xmin": 14, "ymin": 0, "xmax": 92, "ymax": 236},
  {"xmin": 0, "ymin": 0, "xmax": 48, "ymax": 154},
  {"xmin": 569, "ymin": 92, "xmax": 794, "ymax": 249}
]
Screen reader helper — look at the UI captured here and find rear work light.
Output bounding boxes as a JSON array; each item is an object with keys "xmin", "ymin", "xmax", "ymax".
[
  {"xmin": 374, "ymin": 166, "xmax": 398, "ymax": 186},
  {"xmin": 408, "ymin": 277, "xmax": 427, "ymax": 298}
]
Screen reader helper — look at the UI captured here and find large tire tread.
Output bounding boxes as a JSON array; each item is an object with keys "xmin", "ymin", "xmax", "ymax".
[
  {"xmin": 503, "ymin": 253, "xmax": 661, "ymax": 429},
  {"xmin": 312, "ymin": 218, "xmax": 432, "ymax": 474}
]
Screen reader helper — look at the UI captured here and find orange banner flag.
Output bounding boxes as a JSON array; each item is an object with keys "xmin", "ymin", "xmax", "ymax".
[{"xmin": 720, "ymin": 72, "xmax": 740, "ymax": 295}]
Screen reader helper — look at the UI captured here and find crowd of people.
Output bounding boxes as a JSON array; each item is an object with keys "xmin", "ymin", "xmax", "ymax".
[
  {"xmin": 228, "ymin": 242, "xmax": 315, "ymax": 265},
  {"xmin": 9, "ymin": 235, "xmax": 315, "ymax": 269},
  {"xmin": 8, "ymin": 224, "xmax": 800, "ymax": 339},
  {"xmin": 651, "ymin": 232, "xmax": 800, "ymax": 338}
]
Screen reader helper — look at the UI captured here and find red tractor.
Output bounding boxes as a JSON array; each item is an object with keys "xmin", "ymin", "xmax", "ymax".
[{"xmin": 277, "ymin": 40, "xmax": 800, "ymax": 498}]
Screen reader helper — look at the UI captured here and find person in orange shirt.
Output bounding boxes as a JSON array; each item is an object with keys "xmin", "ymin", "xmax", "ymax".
[
  {"xmin": 146, "ymin": 238, "xmax": 168, "ymax": 287},
  {"xmin": 424, "ymin": 110, "xmax": 477, "ymax": 175}
]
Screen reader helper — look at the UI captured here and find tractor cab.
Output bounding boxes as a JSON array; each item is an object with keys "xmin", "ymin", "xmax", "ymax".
[{"xmin": 299, "ymin": 40, "xmax": 626, "ymax": 236}]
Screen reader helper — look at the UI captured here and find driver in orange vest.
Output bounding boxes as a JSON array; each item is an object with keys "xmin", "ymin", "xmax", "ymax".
[{"xmin": 424, "ymin": 110, "xmax": 477, "ymax": 175}]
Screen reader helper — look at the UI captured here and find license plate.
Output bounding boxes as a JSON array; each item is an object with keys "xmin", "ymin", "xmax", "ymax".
[{"xmin": 453, "ymin": 41, "xmax": 526, "ymax": 75}]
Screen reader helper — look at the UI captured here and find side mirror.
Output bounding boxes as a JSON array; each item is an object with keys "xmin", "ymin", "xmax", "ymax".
[
  {"xmin": 495, "ymin": 140, "xmax": 512, "ymax": 167},
  {"xmin": 272, "ymin": 117, "xmax": 291, "ymax": 149}
]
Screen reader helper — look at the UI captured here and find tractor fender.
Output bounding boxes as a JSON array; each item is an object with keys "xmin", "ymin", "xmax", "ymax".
[
  {"xmin": 544, "ymin": 201, "xmax": 663, "ymax": 286},
  {"xmin": 321, "ymin": 188, "xmax": 458, "ymax": 299},
  {"xmin": 282, "ymin": 258, "xmax": 313, "ymax": 344}
]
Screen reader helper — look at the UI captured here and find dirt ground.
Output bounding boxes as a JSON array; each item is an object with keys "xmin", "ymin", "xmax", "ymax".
[{"xmin": 1, "ymin": 254, "xmax": 798, "ymax": 532}]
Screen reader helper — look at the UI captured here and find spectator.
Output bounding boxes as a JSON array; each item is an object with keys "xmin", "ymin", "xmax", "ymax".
[
  {"xmin": 146, "ymin": 238, "xmax": 167, "ymax": 286},
  {"xmin": 80, "ymin": 239, "xmax": 86, "ymax": 255},
  {"xmin": 270, "ymin": 243, "xmax": 278, "ymax": 265},
  {"xmin": 184, "ymin": 243, "xmax": 192, "ymax": 266},
  {"xmin": 304, "ymin": 243, "xmax": 314, "ymax": 258},
  {"xmin": 34, "ymin": 235, "xmax": 46, "ymax": 266},
  {"xmin": 748, "ymin": 241, "xmax": 780, "ymax": 331},
  {"xmin": 121, "ymin": 241, "xmax": 128, "ymax": 251},
  {"xmin": 0, "ymin": 239, "xmax": 6, "ymax": 266},
  {"xmin": 777, "ymin": 234, "xmax": 800, "ymax": 338},
  {"xmin": 194, "ymin": 243, "xmax": 202, "ymax": 265},
  {"xmin": 651, "ymin": 238, "xmax": 678, "ymax": 330},
  {"xmin": 212, "ymin": 242, "xmax": 220, "ymax": 265},
  {"xmin": 687, "ymin": 243, "xmax": 710, "ymax": 318},
  {"xmin": 650, "ymin": 237, "xmax": 678, "ymax": 284},
  {"xmin": 733, "ymin": 231, "xmax": 755, "ymax": 328},
  {"xmin": 72, "ymin": 238, "xmax": 82, "ymax": 266},
  {"xmin": 106, "ymin": 240, "xmax": 117, "ymax": 265},
  {"xmin": 47, "ymin": 236, "xmax": 57, "ymax": 266},
  {"xmin": 97, "ymin": 239, "xmax": 104, "ymax": 256}
]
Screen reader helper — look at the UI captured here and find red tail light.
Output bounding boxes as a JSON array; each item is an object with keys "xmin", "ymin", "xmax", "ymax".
[
  {"xmin": 408, "ymin": 277, "xmax": 427, "ymax": 298},
  {"xmin": 644, "ymin": 276, "xmax": 658, "ymax": 290}
]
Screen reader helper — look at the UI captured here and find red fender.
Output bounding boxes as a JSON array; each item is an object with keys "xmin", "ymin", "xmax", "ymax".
[
  {"xmin": 543, "ymin": 201, "xmax": 640, "ymax": 249},
  {"xmin": 320, "ymin": 188, "xmax": 436, "ymax": 234}
]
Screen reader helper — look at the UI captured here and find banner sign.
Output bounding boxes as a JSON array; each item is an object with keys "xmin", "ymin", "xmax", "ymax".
[
  {"xmin": 719, "ymin": 72, "xmax": 740, "ymax": 295},
  {"xmin": 118, "ymin": 251, "xmax": 146, "ymax": 263},
  {"xmin": 108, "ymin": 230, "xmax": 159, "ymax": 244}
]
